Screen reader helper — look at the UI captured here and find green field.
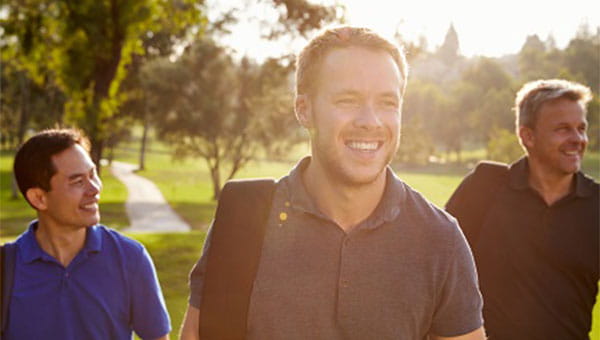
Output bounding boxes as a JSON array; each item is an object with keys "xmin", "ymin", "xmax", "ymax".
[{"xmin": 1, "ymin": 145, "xmax": 599, "ymax": 337}]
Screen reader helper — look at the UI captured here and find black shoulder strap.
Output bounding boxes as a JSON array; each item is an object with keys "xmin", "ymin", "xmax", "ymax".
[
  {"xmin": 446, "ymin": 161, "xmax": 509, "ymax": 248},
  {"xmin": 1, "ymin": 242, "xmax": 18, "ymax": 336},
  {"xmin": 199, "ymin": 179, "xmax": 276, "ymax": 340}
]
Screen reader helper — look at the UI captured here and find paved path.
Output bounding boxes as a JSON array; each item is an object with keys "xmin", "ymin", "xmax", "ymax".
[{"xmin": 110, "ymin": 161, "xmax": 191, "ymax": 232}]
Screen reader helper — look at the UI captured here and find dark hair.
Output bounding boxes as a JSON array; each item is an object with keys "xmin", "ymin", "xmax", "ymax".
[{"xmin": 14, "ymin": 128, "xmax": 90, "ymax": 206}]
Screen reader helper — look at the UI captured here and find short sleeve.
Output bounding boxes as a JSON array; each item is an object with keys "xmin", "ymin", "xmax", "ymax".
[
  {"xmin": 430, "ymin": 227, "xmax": 483, "ymax": 336},
  {"xmin": 188, "ymin": 223, "xmax": 214, "ymax": 308},
  {"xmin": 131, "ymin": 245, "xmax": 171, "ymax": 339}
]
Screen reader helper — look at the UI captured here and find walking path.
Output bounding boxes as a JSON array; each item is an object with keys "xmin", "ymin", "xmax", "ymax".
[{"xmin": 110, "ymin": 161, "xmax": 191, "ymax": 232}]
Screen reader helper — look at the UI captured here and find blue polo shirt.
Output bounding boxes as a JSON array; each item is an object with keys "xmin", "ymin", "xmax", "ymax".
[{"xmin": 4, "ymin": 222, "xmax": 171, "ymax": 340}]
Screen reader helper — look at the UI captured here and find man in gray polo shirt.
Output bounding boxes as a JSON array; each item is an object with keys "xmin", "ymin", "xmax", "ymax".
[{"xmin": 179, "ymin": 26, "xmax": 485, "ymax": 340}]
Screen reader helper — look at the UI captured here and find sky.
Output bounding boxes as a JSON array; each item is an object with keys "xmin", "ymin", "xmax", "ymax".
[{"xmin": 211, "ymin": 0, "xmax": 599, "ymax": 61}]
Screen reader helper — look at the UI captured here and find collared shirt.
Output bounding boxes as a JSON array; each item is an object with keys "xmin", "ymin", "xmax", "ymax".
[
  {"xmin": 447, "ymin": 157, "xmax": 599, "ymax": 340},
  {"xmin": 190, "ymin": 157, "xmax": 483, "ymax": 339},
  {"xmin": 5, "ymin": 222, "xmax": 171, "ymax": 340}
]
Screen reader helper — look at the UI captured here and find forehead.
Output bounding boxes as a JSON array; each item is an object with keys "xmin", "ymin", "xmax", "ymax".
[
  {"xmin": 537, "ymin": 97, "xmax": 586, "ymax": 124},
  {"xmin": 315, "ymin": 46, "xmax": 403, "ymax": 94},
  {"xmin": 51, "ymin": 144, "xmax": 95, "ymax": 176}
]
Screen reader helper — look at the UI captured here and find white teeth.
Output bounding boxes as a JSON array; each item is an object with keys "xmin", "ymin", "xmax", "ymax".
[
  {"xmin": 347, "ymin": 141, "xmax": 378, "ymax": 151},
  {"xmin": 82, "ymin": 203, "xmax": 97, "ymax": 210},
  {"xmin": 564, "ymin": 150, "xmax": 579, "ymax": 156}
]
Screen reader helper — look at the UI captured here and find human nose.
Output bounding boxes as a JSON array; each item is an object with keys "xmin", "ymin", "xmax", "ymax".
[
  {"xmin": 572, "ymin": 128, "xmax": 588, "ymax": 144},
  {"xmin": 87, "ymin": 176, "xmax": 102, "ymax": 196},
  {"xmin": 354, "ymin": 102, "xmax": 383, "ymax": 130}
]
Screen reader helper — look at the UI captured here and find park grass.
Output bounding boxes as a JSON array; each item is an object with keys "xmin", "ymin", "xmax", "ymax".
[{"xmin": 0, "ymin": 152, "xmax": 35, "ymax": 235}]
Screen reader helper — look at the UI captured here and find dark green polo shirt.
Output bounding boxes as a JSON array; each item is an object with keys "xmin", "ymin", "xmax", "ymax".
[
  {"xmin": 191, "ymin": 157, "xmax": 483, "ymax": 339},
  {"xmin": 447, "ymin": 157, "xmax": 599, "ymax": 340}
]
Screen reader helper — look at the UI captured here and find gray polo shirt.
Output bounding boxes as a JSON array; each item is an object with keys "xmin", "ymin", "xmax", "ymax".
[{"xmin": 190, "ymin": 158, "xmax": 483, "ymax": 339}]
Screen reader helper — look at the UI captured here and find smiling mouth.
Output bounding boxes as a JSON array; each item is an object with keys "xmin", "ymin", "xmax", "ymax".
[
  {"xmin": 81, "ymin": 203, "xmax": 98, "ymax": 211},
  {"xmin": 346, "ymin": 141, "xmax": 381, "ymax": 152}
]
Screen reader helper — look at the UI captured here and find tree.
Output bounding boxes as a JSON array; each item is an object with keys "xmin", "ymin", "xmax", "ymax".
[
  {"xmin": 487, "ymin": 128, "xmax": 523, "ymax": 163},
  {"xmin": 564, "ymin": 24, "xmax": 600, "ymax": 93},
  {"xmin": 143, "ymin": 39, "xmax": 299, "ymax": 199},
  {"xmin": 1, "ymin": 0, "xmax": 205, "ymax": 170},
  {"xmin": 397, "ymin": 115, "xmax": 433, "ymax": 165}
]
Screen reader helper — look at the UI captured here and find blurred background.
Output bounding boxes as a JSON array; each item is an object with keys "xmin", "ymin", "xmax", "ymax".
[{"xmin": 1, "ymin": 0, "xmax": 598, "ymax": 336}]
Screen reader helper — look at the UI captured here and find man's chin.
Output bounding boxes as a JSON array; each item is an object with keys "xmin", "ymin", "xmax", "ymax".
[{"xmin": 338, "ymin": 167, "xmax": 387, "ymax": 187}]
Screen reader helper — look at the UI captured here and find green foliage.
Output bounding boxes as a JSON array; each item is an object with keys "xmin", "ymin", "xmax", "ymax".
[
  {"xmin": 487, "ymin": 128, "xmax": 524, "ymax": 163},
  {"xmin": 1, "ymin": 0, "xmax": 206, "ymax": 166},
  {"xmin": 0, "ymin": 152, "xmax": 34, "ymax": 236},
  {"xmin": 260, "ymin": 0, "xmax": 340, "ymax": 39},
  {"xmin": 397, "ymin": 116, "xmax": 434, "ymax": 165},
  {"xmin": 142, "ymin": 39, "xmax": 301, "ymax": 199}
]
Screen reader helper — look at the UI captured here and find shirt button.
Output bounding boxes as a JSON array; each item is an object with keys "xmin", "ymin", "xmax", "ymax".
[{"xmin": 341, "ymin": 279, "xmax": 349, "ymax": 288}]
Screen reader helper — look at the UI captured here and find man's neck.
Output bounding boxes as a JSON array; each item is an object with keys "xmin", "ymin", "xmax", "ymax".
[
  {"xmin": 527, "ymin": 159, "xmax": 575, "ymax": 206},
  {"xmin": 35, "ymin": 218, "xmax": 87, "ymax": 267},
  {"xmin": 302, "ymin": 162, "xmax": 387, "ymax": 232}
]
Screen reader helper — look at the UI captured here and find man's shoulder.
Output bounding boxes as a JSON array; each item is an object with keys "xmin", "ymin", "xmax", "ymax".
[
  {"xmin": 470, "ymin": 160, "xmax": 510, "ymax": 181},
  {"xmin": 578, "ymin": 171, "xmax": 600, "ymax": 199},
  {"xmin": 580, "ymin": 171, "xmax": 599, "ymax": 187},
  {"xmin": 395, "ymin": 181, "xmax": 468, "ymax": 257},
  {"xmin": 398, "ymin": 180, "xmax": 459, "ymax": 233},
  {"xmin": 94, "ymin": 225, "xmax": 145, "ymax": 254}
]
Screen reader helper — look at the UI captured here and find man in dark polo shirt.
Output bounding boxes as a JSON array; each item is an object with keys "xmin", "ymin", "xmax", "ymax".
[
  {"xmin": 446, "ymin": 79, "xmax": 599, "ymax": 340},
  {"xmin": 180, "ymin": 26, "xmax": 485, "ymax": 340}
]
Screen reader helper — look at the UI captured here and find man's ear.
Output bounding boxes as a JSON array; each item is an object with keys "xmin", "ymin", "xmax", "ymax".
[
  {"xmin": 26, "ymin": 187, "xmax": 48, "ymax": 211},
  {"xmin": 294, "ymin": 94, "xmax": 313, "ymax": 129},
  {"xmin": 518, "ymin": 126, "xmax": 535, "ymax": 149}
]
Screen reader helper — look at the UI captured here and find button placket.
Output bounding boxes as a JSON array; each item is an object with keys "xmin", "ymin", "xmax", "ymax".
[{"xmin": 337, "ymin": 235, "xmax": 352, "ymax": 323}]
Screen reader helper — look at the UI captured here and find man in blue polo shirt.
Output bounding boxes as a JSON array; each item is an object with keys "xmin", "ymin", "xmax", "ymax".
[{"xmin": 2, "ymin": 128, "xmax": 170, "ymax": 340}]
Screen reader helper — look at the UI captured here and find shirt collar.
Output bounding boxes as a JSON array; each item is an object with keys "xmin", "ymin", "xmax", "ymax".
[
  {"xmin": 17, "ymin": 221, "xmax": 103, "ymax": 264},
  {"xmin": 509, "ymin": 156, "xmax": 596, "ymax": 197},
  {"xmin": 284, "ymin": 156, "xmax": 405, "ymax": 230}
]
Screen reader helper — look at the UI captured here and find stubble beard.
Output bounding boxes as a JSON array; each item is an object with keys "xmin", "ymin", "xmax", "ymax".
[{"xmin": 312, "ymin": 134, "xmax": 396, "ymax": 189}]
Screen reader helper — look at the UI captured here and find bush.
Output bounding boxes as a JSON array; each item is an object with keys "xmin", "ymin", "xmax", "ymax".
[{"xmin": 487, "ymin": 128, "xmax": 523, "ymax": 163}]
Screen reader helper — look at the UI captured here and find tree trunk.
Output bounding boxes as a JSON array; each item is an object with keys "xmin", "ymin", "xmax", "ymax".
[
  {"xmin": 209, "ymin": 161, "xmax": 221, "ymax": 201},
  {"xmin": 90, "ymin": 138, "xmax": 104, "ymax": 175},
  {"xmin": 139, "ymin": 115, "xmax": 149, "ymax": 171},
  {"xmin": 12, "ymin": 73, "xmax": 30, "ymax": 199}
]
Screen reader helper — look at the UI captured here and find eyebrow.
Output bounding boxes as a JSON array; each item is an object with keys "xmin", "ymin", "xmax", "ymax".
[
  {"xmin": 333, "ymin": 90, "xmax": 400, "ymax": 98},
  {"xmin": 67, "ymin": 167, "xmax": 96, "ymax": 181}
]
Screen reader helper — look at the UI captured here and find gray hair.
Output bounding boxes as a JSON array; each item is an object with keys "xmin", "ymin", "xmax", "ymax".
[{"xmin": 515, "ymin": 79, "xmax": 592, "ymax": 129}]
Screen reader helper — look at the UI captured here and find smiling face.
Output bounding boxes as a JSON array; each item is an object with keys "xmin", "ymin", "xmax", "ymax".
[
  {"xmin": 296, "ymin": 46, "xmax": 403, "ymax": 186},
  {"xmin": 34, "ymin": 144, "xmax": 103, "ymax": 231},
  {"xmin": 520, "ymin": 97, "xmax": 588, "ymax": 178}
]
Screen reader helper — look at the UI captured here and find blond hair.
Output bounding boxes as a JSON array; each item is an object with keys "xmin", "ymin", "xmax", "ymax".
[{"xmin": 295, "ymin": 26, "xmax": 408, "ymax": 96}]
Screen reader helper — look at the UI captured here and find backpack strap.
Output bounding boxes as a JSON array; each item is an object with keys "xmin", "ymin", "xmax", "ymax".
[
  {"xmin": 1, "ymin": 242, "xmax": 17, "ymax": 336},
  {"xmin": 199, "ymin": 179, "xmax": 276, "ymax": 340},
  {"xmin": 446, "ymin": 161, "xmax": 509, "ymax": 248}
]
